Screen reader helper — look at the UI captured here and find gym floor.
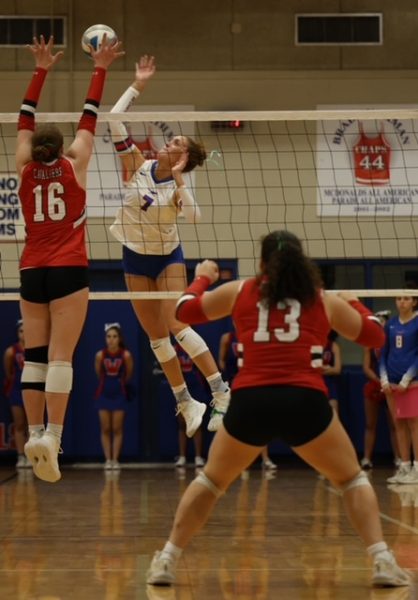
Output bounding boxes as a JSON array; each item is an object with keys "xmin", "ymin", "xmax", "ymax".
[{"xmin": 0, "ymin": 464, "xmax": 416, "ymax": 599}]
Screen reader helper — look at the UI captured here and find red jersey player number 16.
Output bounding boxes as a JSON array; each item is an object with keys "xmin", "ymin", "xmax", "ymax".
[{"xmin": 15, "ymin": 34, "xmax": 123, "ymax": 484}]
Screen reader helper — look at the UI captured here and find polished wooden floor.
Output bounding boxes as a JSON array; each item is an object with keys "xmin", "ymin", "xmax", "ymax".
[{"xmin": 0, "ymin": 463, "xmax": 417, "ymax": 599}]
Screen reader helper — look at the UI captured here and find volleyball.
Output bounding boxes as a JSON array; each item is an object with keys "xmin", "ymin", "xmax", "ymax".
[{"xmin": 81, "ymin": 24, "xmax": 117, "ymax": 56}]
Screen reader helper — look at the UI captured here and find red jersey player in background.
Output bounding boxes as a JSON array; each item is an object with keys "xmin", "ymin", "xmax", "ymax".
[
  {"xmin": 3, "ymin": 319, "xmax": 28, "ymax": 468},
  {"xmin": 147, "ymin": 229, "xmax": 411, "ymax": 589},
  {"xmin": 218, "ymin": 329, "xmax": 277, "ymax": 471},
  {"xmin": 15, "ymin": 34, "xmax": 123, "ymax": 483}
]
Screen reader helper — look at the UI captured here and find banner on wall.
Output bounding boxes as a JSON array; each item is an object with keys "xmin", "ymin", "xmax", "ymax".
[
  {"xmin": 87, "ymin": 105, "xmax": 195, "ymax": 218},
  {"xmin": 0, "ymin": 174, "xmax": 25, "ymax": 241},
  {"xmin": 316, "ymin": 106, "xmax": 418, "ymax": 216}
]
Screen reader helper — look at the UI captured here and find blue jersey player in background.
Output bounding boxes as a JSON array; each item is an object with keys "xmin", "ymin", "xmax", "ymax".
[{"xmin": 380, "ymin": 285, "xmax": 418, "ymax": 484}]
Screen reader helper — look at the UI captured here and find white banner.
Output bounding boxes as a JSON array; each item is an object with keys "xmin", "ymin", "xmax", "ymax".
[
  {"xmin": 87, "ymin": 105, "xmax": 195, "ymax": 218},
  {"xmin": 316, "ymin": 106, "xmax": 418, "ymax": 216},
  {"xmin": 0, "ymin": 174, "xmax": 25, "ymax": 241}
]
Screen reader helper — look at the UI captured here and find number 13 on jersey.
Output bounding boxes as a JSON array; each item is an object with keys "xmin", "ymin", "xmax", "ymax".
[{"xmin": 254, "ymin": 299, "xmax": 301, "ymax": 342}]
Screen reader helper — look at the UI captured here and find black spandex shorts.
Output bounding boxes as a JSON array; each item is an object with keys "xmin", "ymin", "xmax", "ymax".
[
  {"xmin": 20, "ymin": 266, "xmax": 89, "ymax": 303},
  {"xmin": 223, "ymin": 385, "xmax": 333, "ymax": 447}
]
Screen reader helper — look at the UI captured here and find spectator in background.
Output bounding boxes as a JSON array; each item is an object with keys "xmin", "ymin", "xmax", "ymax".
[
  {"xmin": 322, "ymin": 330, "xmax": 342, "ymax": 413},
  {"xmin": 218, "ymin": 329, "xmax": 276, "ymax": 471},
  {"xmin": 95, "ymin": 323, "xmax": 134, "ymax": 470},
  {"xmin": 3, "ymin": 319, "xmax": 29, "ymax": 468},
  {"xmin": 380, "ymin": 287, "xmax": 418, "ymax": 485},
  {"xmin": 173, "ymin": 343, "xmax": 205, "ymax": 468},
  {"xmin": 361, "ymin": 311, "xmax": 399, "ymax": 470},
  {"xmin": 218, "ymin": 329, "xmax": 239, "ymax": 386}
]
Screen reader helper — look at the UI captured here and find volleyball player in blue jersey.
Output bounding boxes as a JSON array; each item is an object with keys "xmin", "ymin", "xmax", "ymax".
[
  {"xmin": 380, "ymin": 287, "xmax": 418, "ymax": 484},
  {"xmin": 107, "ymin": 55, "xmax": 230, "ymax": 437}
]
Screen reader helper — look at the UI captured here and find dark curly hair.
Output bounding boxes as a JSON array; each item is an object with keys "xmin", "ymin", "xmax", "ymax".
[
  {"xmin": 258, "ymin": 230, "xmax": 323, "ymax": 308},
  {"xmin": 31, "ymin": 124, "xmax": 63, "ymax": 162},
  {"xmin": 402, "ymin": 280, "xmax": 418, "ymax": 309},
  {"xmin": 183, "ymin": 137, "xmax": 207, "ymax": 173}
]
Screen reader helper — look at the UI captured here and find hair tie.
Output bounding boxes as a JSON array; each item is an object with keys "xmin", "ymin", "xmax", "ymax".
[
  {"xmin": 207, "ymin": 149, "xmax": 222, "ymax": 167},
  {"xmin": 277, "ymin": 238, "xmax": 286, "ymax": 252}
]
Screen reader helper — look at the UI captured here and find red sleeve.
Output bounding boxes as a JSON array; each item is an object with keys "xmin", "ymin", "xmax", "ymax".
[
  {"xmin": 349, "ymin": 300, "xmax": 385, "ymax": 348},
  {"xmin": 18, "ymin": 68, "xmax": 48, "ymax": 131},
  {"xmin": 176, "ymin": 276, "xmax": 211, "ymax": 324},
  {"xmin": 77, "ymin": 67, "xmax": 107, "ymax": 134}
]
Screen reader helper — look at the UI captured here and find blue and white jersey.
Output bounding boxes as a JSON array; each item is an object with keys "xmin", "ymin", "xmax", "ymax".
[
  {"xmin": 379, "ymin": 314, "xmax": 418, "ymax": 385},
  {"xmin": 110, "ymin": 159, "xmax": 180, "ymax": 255}
]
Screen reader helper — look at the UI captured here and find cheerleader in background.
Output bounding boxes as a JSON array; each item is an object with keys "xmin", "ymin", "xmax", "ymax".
[{"xmin": 95, "ymin": 323, "xmax": 134, "ymax": 470}]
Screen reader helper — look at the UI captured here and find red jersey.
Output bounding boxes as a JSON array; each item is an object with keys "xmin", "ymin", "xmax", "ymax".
[
  {"xmin": 4, "ymin": 342, "xmax": 24, "ymax": 398},
  {"xmin": 19, "ymin": 156, "xmax": 88, "ymax": 269},
  {"xmin": 353, "ymin": 123, "xmax": 391, "ymax": 186},
  {"xmin": 231, "ymin": 279, "xmax": 330, "ymax": 393}
]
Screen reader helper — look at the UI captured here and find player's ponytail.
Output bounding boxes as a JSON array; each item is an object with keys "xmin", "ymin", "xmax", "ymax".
[
  {"xmin": 31, "ymin": 125, "xmax": 63, "ymax": 162},
  {"xmin": 259, "ymin": 230, "xmax": 322, "ymax": 308},
  {"xmin": 183, "ymin": 137, "xmax": 207, "ymax": 172}
]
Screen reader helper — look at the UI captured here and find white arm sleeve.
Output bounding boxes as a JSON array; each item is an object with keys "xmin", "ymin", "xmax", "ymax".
[
  {"xmin": 109, "ymin": 86, "xmax": 139, "ymax": 144},
  {"xmin": 177, "ymin": 186, "xmax": 202, "ymax": 223}
]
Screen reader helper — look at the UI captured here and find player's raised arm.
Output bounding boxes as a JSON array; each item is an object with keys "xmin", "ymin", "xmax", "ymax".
[
  {"xmin": 67, "ymin": 34, "xmax": 124, "ymax": 177},
  {"xmin": 108, "ymin": 55, "xmax": 156, "ymax": 179},
  {"xmin": 16, "ymin": 35, "xmax": 63, "ymax": 174}
]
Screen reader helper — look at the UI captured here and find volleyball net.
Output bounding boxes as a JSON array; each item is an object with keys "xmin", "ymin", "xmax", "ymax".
[{"xmin": 1, "ymin": 108, "xmax": 418, "ymax": 300}]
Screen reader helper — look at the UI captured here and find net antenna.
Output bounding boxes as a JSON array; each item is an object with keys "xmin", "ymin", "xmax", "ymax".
[{"xmin": 1, "ymin": 107, "xmax": 418, "ymax": 300}]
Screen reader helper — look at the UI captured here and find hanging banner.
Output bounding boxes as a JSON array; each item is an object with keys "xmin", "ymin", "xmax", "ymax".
[
  {"xmin": 316, "ymin": 107, "xmax": 418, "ymax": 216},
  {"xmin": 0, "ymin": 174, "xmax": 25, "ymax": 241}
]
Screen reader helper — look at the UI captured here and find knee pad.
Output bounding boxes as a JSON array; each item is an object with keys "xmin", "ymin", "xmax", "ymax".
[
  {"xmin": 194, "ymin": 471, "xmax": 224, "ymax": 499},
  {"xmin": 175, "ymin": 327, "xmax": 208, "ymax": 359},
  {"xmin": 150, "ymin": 337, "xmax": 177, "ymax": 364},
  {"xmin": 341, "ymin": 470, "xmax": 371, "ymax": 494},
  {"xmin": 25, "ymin": 346, "xmax": 49, "ymax": 364},
  {"xmin": 45, "ymin": 361, "xmax": 73, "ymax": 394},
  {"xmin": 21, "ymin": 362, "xmax": 48, "ymax": 391}
]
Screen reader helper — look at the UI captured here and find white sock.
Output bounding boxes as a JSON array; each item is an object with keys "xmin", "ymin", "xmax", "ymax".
[
  {"xmin": 367, "ymin": 542, "xmax": 392, "ymax": 562},
  {"xmin": 46, "ymin": 423, "xmax": 63, "ymax": 441},
  {"xmin": 161, "ymin": 540, "xmax": 182, "ymax": 562},
  {"xmin": 28, "ymin": 424, "xmax": 45, "ymax": 437},
  {"xmin": 206, "ymin": 372, "xmax": 229, "ymax": 394},
  {"xmin": 413, "ymin": 461, "xmax": 418, "ymax": 470},
  {"xmin": 173, "ymin": 385, "xmax": 193, "ymax": 404}
]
